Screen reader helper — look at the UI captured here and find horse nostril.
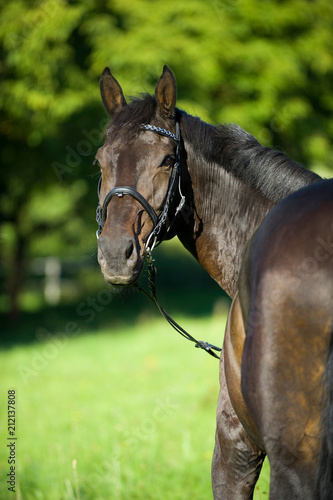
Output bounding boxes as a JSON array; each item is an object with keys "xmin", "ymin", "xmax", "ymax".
[{"xmin": 125, "ymin": 240, "xmax": 134, "ymax": 260}]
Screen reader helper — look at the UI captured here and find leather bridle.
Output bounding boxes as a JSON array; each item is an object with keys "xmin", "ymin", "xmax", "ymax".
[
  {"xmin": 96, "ymin": 121, "xmax": 185, "ymax": 253},
  {"xmin": 95, "ymin": 120, "xmax": 221, "ymax": 359}
]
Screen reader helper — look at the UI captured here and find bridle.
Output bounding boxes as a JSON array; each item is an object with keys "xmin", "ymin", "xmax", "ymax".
[
  {"xmin": 95, "ymin": 120, "xmax": 221, "ymax": 359},
  {"xmin": 96, "ymin": 121, "xmax": 185, "ymax": 252}
]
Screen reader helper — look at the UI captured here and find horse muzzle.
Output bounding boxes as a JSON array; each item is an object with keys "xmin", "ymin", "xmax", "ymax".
[{"xmin": 97, "ymin": 233, "xmax": 143, "ymax": 286}]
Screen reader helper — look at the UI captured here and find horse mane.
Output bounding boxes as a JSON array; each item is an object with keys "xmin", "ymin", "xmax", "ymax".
[
  {"xmin": 179, "ymin": 111, "xmax": 321, "ymax": 203},
  {"xmin": 106, "ymin": 94, "xmax": 321, "ymax": 203}
]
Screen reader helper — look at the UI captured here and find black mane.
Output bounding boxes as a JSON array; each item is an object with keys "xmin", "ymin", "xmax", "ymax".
[
  {"xmin": 179, "ymin": 112, "xmax": 321, "ymax": 203},
  {"xmin": 107, "ymin": 94, "xmax": 321, "ymax": 202}
]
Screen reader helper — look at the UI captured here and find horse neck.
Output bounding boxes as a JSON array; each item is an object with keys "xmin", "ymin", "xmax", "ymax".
[
  {"xmin": 176, "ymin": 114, "xmax": 320, "ymax": 298},
  {"xmin": 178, "ymin": 151, "xmax": 274, "ymax": 298}
]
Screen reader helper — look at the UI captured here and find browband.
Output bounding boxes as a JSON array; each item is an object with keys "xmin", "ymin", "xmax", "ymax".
[{"xmin": 140, "ymin": 124, "xmax": 180, "ymax": 143}]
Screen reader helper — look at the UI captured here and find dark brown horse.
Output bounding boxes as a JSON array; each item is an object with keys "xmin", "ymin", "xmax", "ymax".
[{"xmin": 95, "ymin": 65, "xmax": 333, "ymax": 498}]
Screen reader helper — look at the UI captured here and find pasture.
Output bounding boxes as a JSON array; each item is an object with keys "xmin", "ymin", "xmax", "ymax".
[{"xmin": 0, "ymin": 315, "xmax": 270, "ymax": 499}]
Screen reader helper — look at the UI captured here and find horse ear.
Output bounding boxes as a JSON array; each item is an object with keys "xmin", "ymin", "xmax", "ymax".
[
  {"xmin": 155, "ymin": 65, "xmax": 177, "ymax": 119},
  {"xmin": 100, "ymin": 67, "xmax": 127, "ymax": 117}
]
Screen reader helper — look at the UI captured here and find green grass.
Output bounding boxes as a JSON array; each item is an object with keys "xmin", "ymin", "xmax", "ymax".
[{"xmin": 0, "ymin": 315, "xmax": 269, "ymax": 499}]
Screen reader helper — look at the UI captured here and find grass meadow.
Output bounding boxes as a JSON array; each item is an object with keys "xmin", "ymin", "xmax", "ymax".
[{"xmin": 0, "ymin": 312, "xmax": 270, "ymax": 500}]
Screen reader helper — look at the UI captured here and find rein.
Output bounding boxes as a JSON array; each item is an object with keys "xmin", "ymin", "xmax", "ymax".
[
  {"xmin": 135, "ymin": 252, "xmax": 222, "ymax": 359},
  {"xmin": 96, "ymin": 121, "xmax": 221, "ymax": 359}
]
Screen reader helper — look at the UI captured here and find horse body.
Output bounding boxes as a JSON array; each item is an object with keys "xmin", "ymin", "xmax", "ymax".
[
  {"xmin": 239, "ymin": 180, "xmax": 333, "ymax": 498},
  {"xmin": 95, "ymin": 65, "xmax": 332, "ymax": 498}
]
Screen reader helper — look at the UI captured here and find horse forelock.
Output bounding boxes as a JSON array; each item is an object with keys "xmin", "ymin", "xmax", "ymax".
[{"xmin": 105, "ymin": 94, "xmax": 157, "ymax": 142}]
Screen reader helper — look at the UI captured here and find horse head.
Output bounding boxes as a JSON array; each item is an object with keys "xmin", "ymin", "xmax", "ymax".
[{"xmin": 96, "ymin": 66, "xmax": 180, "ymax": 285}]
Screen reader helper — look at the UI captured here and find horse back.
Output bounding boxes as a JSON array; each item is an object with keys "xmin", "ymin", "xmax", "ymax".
[{"xmin": 239, "ymin": 179, "xmax": 333, "ymax": 497}]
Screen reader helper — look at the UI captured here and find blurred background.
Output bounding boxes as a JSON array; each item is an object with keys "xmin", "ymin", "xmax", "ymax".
[
  {"xmin": 0, "ymin": 1, "xmax": 333, "ymax": 498},
  {"xmin": 1, "ymin": 0, "xmax": 333, "ymax": 337}
]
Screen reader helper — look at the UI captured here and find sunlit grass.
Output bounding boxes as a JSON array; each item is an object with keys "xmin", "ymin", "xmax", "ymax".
[{"xmin": 0, "ymin": 316, "xmax": 269, "ymax": 499}]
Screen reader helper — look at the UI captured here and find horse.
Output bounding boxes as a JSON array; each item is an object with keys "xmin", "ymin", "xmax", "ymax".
[{"xmin": 95, "ymin": 65, "xmax": 333, "ymax": 498}]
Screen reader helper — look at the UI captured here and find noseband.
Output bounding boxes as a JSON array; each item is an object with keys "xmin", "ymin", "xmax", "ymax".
[{"xmin": 96, "ymin": 122, "xmax": 184, "ymax": 252}]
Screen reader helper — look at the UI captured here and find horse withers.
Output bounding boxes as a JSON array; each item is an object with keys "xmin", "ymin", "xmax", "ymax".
[{"xmin": 95, "ymin": 65, "xmax": 332, "ymax": 498}]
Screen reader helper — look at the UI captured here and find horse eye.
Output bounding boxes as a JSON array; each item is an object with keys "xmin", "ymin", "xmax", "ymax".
[
  {"xmin": 94, "ymin": 158, "xmax": 102, "ymax": 170},
  {"xmin": 160, "ymin": 155, "xmax": 175, "ymax": 169}
]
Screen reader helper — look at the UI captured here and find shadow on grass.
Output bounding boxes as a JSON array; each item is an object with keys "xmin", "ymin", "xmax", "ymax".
[{"xmin": 0, "ymin": 245, "xmax": 231, "ymax": 347}]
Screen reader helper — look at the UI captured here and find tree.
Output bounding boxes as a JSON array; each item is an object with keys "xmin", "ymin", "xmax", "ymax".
[
  {"xmin": 1, "ymin": 0, "xmax": 332, "ymax": 319},
  {"xmin": 0, "ymin": 0, "xmax": 100, "ymax": 318}
]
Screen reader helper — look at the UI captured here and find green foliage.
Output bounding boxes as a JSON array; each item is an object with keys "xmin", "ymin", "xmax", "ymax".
[
  {"xmin": 0, "ymin": 0, "xmax": 332, "ymax": 314},
  {"xmin": 1, "ymin": 0, "xmax": 333, "ymax": 150},
  {"xmin": 83, "ymin": 0, "xmax": 333, "ymax": 167},
  {"xmin": 0, "ymin": 0, "xmax": 93, "ymax": 140}
]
